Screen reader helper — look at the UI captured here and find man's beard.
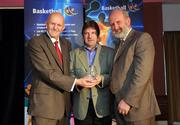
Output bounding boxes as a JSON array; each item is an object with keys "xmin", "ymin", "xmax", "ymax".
[{"xmin": 113, "ymin": 26, "xmax": 129, "ymax": 39}]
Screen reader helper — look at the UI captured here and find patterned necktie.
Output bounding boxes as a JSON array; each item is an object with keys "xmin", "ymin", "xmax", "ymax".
[{"xmin": 54, "ymin": 41, "xmax": 63, "ymax": 64}]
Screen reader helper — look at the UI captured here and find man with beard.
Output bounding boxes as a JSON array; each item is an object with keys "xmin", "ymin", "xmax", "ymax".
[{"xmin": 108, "ymin": 9, "xmax": 160, "ymax": 125}]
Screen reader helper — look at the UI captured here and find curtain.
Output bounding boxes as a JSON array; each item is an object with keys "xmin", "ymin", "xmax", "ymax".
[
  {"xmin": 0, "ymin": 9, "xmax": 24, "ymax": 125},
  {"xmin": 164, "ymin": 32, "xmax": 180, "ymax": 124}
]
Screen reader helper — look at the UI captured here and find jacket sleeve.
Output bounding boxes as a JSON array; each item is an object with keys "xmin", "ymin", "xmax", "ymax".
[
  {"xmin": 69, "ymin": 50, "xmax": 82, "ymax": 92},
  {"xmin": 124, "ymin": 33, "xmax": 155, "ymax": 108}
]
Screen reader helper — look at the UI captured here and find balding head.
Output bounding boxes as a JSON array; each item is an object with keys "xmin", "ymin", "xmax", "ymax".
[
  {"xmin": 46, "ymin": 12, "xmax": 65, "ymax": 40},
  {"xmin": 109, "ymin": 9, "xmax": 129, "ymax": 22},
  {"xmin": 47, "ymin": 12, "xmax": 64, "ymax": 25}
]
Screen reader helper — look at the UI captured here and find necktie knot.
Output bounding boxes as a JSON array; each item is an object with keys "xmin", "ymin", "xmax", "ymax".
[
  {"xmin": 120, "ymin": 39, "xmax": 125, "ymax": 46},
  {"xmin": 54, "ymin": 41, "xmax": 58, "ymax": 45}
]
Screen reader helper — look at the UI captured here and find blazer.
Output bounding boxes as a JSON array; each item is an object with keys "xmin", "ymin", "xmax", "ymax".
[
  {"xmin": 70, "ymin": 44, "xmax": 114, "ymax": 120},
  {"xmin": 110, "ymin": 29, "xmax": 161, "ymax": 121},
  {"xmin": 28, "ymin": 33, "xmax": 75, "ymax": 120}
]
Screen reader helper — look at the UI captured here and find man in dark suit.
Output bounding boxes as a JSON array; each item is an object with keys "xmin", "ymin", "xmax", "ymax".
[
  {"xmin": 28, "ymin": 12, "xmax": 89, "ymax": 125},
  {"xmin": 108, "ymin": 9, "xmax": 161, "ymax": 125}
]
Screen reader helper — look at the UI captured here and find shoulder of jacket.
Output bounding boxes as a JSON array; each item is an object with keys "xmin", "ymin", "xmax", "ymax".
[
  {"xmin": 101, "ymin": 45, "xmax": 114, "ymax": 52},
  {"xmin": 61, "ymin": 37, "xmax": 71, "ymax": 44},
  {"xmin": 134, "ymin": 30, "xmax": 151, "ymax": 38},
  {"xmin": 28, "ymin": 34, "xmax": 45, "ymax": 46},
  {"xmin": 71, "ymin": 47, "xmax": 81, "ymax": 53},
  {"xmin": 133, "ymin": 30, "xmax": 143, "ymax": 37}
]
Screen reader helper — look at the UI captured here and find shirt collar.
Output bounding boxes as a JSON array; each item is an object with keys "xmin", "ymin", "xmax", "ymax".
[
  {"xmin": 46, "ymin": 31, "xmax": 59, "ymax": 44},
  {"xmin": 84, "ymin": 44, "xmax": 98, "ymax": 51},
  {"xmin": 123, "ymin": 28, "xmax": 132, "ymax": 41}
]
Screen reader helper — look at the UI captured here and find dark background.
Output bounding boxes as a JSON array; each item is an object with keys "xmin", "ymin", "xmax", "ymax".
[{"xmin": 0, "ymin": 9, "xmax": 24, "ymax": 125}]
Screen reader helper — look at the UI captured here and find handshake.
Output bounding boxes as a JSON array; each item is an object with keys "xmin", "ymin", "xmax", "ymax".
[{"xmin": 76, "ymin": 75, "xmax": 102, "ymax": 88}]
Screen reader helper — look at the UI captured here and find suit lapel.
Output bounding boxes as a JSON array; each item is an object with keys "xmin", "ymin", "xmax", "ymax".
[
  {"xmin": 60, "ymin": 38, "xmax": 72, "ymax": 74},
  {"xmin": 79, "ymin": 47, "xmax": 89, "ymax": 71},
  {"xmin": 114, "ymin": 30, "xmax": 135, "ymax": 63},
  {"xmin": 43, "ymin": 33, "xmax": 63, "ymax": 71}
]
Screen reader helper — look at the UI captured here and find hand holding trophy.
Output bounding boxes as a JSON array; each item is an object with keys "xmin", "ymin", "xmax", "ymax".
[
  {"xmin": 85, "ymin": 65, "xmax": 101, "ymax": 87},
  {"xmin": 77, "ymin": 65, "xmax": 102, "ymax": 88},
  {"xmin": 76, "ymin": 65, "xmax": 98, "ymax": 88}
]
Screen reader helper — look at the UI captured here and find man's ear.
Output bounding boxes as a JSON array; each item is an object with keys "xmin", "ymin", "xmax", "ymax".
[
  {"xmin": 45, "ymin": 21, "xmax": 48, "ymax": 28},
  {"xmin": 62, "ymin": 26, "xmax": 65, "ymax": 31},
  {"xmin": 97, "ymin": 37, "xmax": 101, "ymax": 43},
  {"xmin": 127, "ymin": 17, "xmax": 131, "ymax": 26}
]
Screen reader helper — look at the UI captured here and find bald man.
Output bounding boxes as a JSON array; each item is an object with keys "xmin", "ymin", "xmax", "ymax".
[{"xmin": 28, "ymin": 12, "xmax": 90, "ymax": 125}]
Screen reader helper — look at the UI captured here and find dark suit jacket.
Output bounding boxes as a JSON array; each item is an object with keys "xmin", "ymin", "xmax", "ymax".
[
  {"xmin": 70, "ymin": 45, "xmax": 114, "ymax": 120},
  {"xmin": 28, "ymin": 33, "xmax": 75, "ymax": 120},
  {"xmin": 110, "ymin": 29, "xmax": 160, "ymax": 121}
]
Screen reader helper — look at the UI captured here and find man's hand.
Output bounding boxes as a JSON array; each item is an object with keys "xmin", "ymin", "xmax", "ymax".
[
  {"xmin": 118, "ymin": 100, "xmax": 131, "ymax": 116},
  {"xmin": 94, "ymin": 75, "xmax": 102, "ymax": 85},
  {"xmin": 85, "ymin": 75, "xmax": 102, "ymax": 87},
  {"xmin": 76, "ymin": 75, "xmax": 102, "ymax": 88},
  {"xmin": 76, "ymin": 77, "xmax": 95, "ymax": 88}
]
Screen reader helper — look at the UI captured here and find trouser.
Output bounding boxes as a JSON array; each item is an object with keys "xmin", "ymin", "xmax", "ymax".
[
  {"xmin": 74, "ymin": 99, "xmax": 112, "ymax": 125},
  {"xmin": 115, "ymin": 113, "xmax": 156, "ymax": 125},
  {"xmin": 114, "ymin": 100, "xmax": 156, "ymax": 125},
  {"xmin": 32, "ymin": 116, "xmax": 68, "ymax": 125}
]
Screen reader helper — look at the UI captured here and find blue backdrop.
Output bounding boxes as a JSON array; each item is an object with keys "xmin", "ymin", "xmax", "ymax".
[{"xmin": 24, "ymin": 0, "xmax": 143, "ymax": 125}]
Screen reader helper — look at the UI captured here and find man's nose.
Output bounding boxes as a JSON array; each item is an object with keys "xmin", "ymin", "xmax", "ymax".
[
  {"xmin": 88, "ymin": 33, "xmax": 92, "ymax": 38},
  {"xmin": 53, "ymin": 24, "xmax": 58, "ymax": 29},
  {"xmin": 114, "ymin": 24, "xmax": 119, "ymax": 31}
]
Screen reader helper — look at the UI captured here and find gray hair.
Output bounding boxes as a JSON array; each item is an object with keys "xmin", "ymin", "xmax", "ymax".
[{"xmin": 109, "ymin": 8, "xmax": 129, "ymax": 19}]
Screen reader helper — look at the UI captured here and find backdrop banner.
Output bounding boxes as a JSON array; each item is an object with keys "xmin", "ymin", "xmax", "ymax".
[{"xmin": 85, "ymin": 0, "xmax": 143, "ymax": 48}]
